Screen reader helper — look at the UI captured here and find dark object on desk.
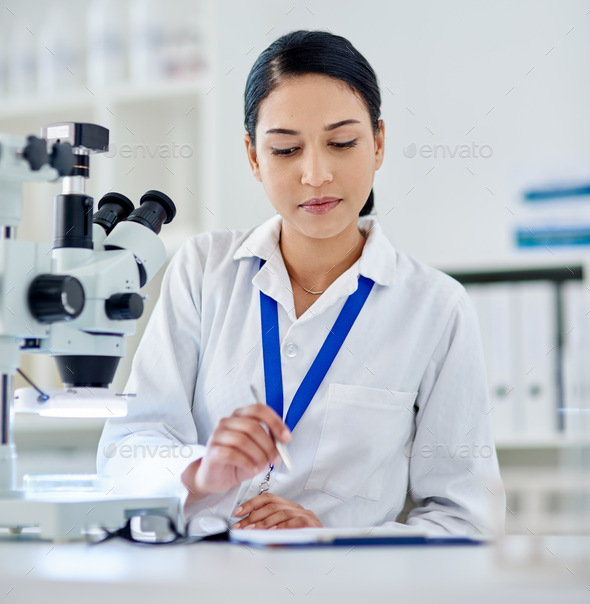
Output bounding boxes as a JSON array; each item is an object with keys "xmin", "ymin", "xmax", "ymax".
[{"xmin": 88, "ymin": 512, "xmax": 229, "ymax": 547}]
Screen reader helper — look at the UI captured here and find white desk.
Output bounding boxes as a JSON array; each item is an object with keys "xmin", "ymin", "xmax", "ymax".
[{"xmin": 0, "ymin": 535, "xmax": 588, "ymax": 604}]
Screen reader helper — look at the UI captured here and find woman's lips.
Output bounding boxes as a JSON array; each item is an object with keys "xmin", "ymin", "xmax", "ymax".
[{"xmin": 300, "ymin": 198, "xmax": 342, "ymax": 215}]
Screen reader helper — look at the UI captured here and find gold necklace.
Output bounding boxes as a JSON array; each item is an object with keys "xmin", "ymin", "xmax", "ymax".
[{"xmin": 288, "ymin": 272, "xmax": 325, "ymax": 295}]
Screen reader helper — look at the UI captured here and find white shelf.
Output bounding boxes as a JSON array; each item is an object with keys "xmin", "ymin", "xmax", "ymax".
[
  {"xmin": 103, "ymin": 78, "xmax": 213, "ymax": 105},
  {"xmin": 0, "ymin": 79, "xmax": 213, "ymax": 121},
  {"xmin": 0, "ymin": 93, "xmax": 92, "ymax": 122},
  {"xmin": 439, "ymin": 257, "xmax": 590, "ymax": 278},
  {"xmin": 496, "ymin": 437, "xmax": 589, "ymax": 450}
]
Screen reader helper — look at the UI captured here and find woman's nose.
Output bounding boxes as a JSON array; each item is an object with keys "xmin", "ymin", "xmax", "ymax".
[{"xmin": 300, "ymin": 148, "xmax": 333, "ymax": 187}]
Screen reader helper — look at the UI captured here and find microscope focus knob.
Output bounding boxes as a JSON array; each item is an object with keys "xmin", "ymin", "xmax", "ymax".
[
  {"xmin": 105, "ymin": 293, "xmax": 144, "ymax": 321},
  {"xmin": 49, "ymin": 141, "xmax": 75, "ymax": 177},
  {"xmin": 22, "ymin": 135, "xmax": 49, "ymax": 171},
  {"xmin": 28, "ymin": 275, "xmax": 85, "ymax": 323}
]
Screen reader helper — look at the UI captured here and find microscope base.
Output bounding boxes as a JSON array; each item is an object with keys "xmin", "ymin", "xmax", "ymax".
[{"xmin": 0, "ymin": 493, "xmax": 180, "ymax": 541}]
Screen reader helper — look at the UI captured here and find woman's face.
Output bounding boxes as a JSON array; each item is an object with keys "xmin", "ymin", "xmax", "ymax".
[{"xmin": 245, "ymin": 74, "xmax": 385, "ymax": 241}]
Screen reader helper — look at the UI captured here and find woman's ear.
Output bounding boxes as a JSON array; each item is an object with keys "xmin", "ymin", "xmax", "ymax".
[
  {"xmin": 374, "ymin": 120, "xmax": 385, "ymax": 171},
  {"xmin": 244, "ymin": 134, "xmax": 262, "ymax": 182}
]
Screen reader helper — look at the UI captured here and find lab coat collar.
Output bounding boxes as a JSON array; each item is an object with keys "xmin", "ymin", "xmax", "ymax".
[
  {"xmin": 233, "ymin": 214, "xmax": 283, "ymax": 264},
  {"xmin": 233, "ymin": 214, "xmax": 397, "ymax": 287},
  {"xmin": 357, "ymin": 216, "xmax": 397, "ymax": 287},
  {"xmin": 233, "ymin": 214, "xmax": 397, "ymax": 321}
]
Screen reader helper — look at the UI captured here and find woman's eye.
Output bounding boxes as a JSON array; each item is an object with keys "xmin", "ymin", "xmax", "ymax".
[
  {"xmin": 270, "ymin": 139, "xmax": 358, "ymax": 157},
  {"xmin": 271, "ymin": 147, "xmax": 298, "ymax": 156},
  {"xmin": 331, "ymin": 139, "xmax": 358, "ymax": 149}
]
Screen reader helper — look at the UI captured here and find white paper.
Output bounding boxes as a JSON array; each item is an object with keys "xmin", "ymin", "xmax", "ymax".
[{"xmin": 229, "ymin": 525, "xmax": 431, "ymax": 546}]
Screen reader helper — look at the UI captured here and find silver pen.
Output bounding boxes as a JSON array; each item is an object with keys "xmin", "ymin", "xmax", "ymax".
[{"xmin": 250, "ymin": 385, "xmax": 294, "ymax": 473}]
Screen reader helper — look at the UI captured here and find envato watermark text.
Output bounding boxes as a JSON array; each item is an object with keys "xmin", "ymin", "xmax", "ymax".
[
  {"xmin": 103, "ymin": 442, "xmax": 195, "ymax": 460},
  {"xmin": 104, "ymin": 142, "xmax": 193, "ymax": 160},
  {"xmin": 405, "ymin": 441, "xmax": 494, "ymax": 459},
  {"xmin": 403, "ymin": 142, "xmax": 493, "ymax": 159}
]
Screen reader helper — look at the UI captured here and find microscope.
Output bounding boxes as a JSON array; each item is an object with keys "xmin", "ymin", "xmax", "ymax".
[{"xmin": 0, "ymin": 122, "xmax": 180, "ymax": 539}]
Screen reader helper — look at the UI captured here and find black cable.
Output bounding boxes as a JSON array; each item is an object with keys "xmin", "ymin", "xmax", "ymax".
[{"xmin": 16, "ymin": 368, "xmax": 50, "ymax": 402}]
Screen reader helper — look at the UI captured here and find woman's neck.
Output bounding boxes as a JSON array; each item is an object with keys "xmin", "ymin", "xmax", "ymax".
[{"xmin": 280, "ymin": 219, "xmax": 367, "ymax": 294}]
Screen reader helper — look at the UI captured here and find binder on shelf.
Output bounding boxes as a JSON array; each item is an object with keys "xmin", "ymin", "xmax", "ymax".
[
  {"xmin": 479, "ymin": 283, "xmax": 519, "ymax": 442},
  {"xmin": 562, "ymin": 281, "xmax": 590, "ymax": 440},
  {"xmin": 450, "ymin": 264, "xmax": 586, "ymax": 448},
  {"xmin": 513, "ymin": 281, "xmax": 558, "ymax": 440},
  {"xmin": 466, "ymin": 284, "xmax": 503, "ymax": 442}
]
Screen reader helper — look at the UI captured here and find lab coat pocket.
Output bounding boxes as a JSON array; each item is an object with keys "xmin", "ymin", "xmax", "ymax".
[{"xmin": 304, "ymin": 384, "xmax": 417, "ymax": 502}]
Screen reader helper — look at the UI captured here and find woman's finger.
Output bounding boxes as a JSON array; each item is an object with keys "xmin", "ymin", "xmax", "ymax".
[
  {"xmin": 233, "ymin": 494, "xmax": 304, "ymax": 526},
  {"xmin": 233, "ymin": 493, "xmax": 295, "ymax": 518},
  {"xmin": 210, "ymin": 417, "xmax": 277, "ymax": 468},
  {"xmin": 233, "ymin": 404, "xmax": 292, "ymax": 444},
  {"xmin": 236, "ymin": 508, "xmax": 321, "ymax": 530},
  {"xmin": 203, "ymin": 444, "xmax": 262, "ymax": 476},
  {"xmin": 208, "ymin": 434, "xmax": 267, "ymax": 472},
  {"xmin": 235, "ymin": 501, "xmax": 294, "ymax": 527},
  {"xmin": 241, "ymin": 509, "xmax": 293, "ymax": 529},
  {"xmin": 271, "ymin": 516, "xmax": 318, "ymax": 529}
]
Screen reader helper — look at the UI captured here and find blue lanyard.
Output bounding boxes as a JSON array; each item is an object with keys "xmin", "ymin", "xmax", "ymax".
[{"xmin": 259, "ymin": 260, "xmax": 374, "ymax": 432}]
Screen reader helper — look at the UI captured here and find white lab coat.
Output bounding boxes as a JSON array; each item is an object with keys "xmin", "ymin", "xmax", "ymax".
[{"xmin": 97, "ymin": 214, "xmax": 505, "ymax": 535}]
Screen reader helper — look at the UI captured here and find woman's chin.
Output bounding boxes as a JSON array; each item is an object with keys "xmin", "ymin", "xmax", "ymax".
[{"xmin": 282, "ymin": 213, "xmax": 360, "ymax": 242}]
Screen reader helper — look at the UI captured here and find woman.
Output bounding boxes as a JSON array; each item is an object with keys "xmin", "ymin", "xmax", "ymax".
[{"xmin": 98, "ymin": 30, "xmax": 505, "ymax": 535}]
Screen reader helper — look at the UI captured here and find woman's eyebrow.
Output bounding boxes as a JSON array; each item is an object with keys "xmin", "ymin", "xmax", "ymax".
[{"xmin": 265, "ymin": 119, "xmax": 361, "ymax": 136}]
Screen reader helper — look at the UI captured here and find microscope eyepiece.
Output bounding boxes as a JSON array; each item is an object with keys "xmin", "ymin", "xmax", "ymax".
[
  {"xmin": 94, "ymin": 192, "xmax": 135, "ymax": 235},
  {"xmin": 127, "ymin": 190, "xmax": 176, "ymax": 234}
]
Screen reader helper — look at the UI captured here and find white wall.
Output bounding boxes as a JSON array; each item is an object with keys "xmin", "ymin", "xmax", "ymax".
[{"xmin": 209, "ymin": 0, "xmax": 590, "ymax": 270}]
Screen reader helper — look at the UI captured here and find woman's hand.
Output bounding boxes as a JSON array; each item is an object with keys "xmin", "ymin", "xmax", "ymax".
[
  {"xmin": 182, "ymin": 404, "xmax": 291, "ymax": 503},
  {"xmin": 232, "ymin": 493, "xmax": 323, "ymax": 529}
]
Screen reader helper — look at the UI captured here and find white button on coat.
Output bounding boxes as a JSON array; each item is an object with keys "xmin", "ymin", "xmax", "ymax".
[{"xmin": 284, "ymin": 342, "xmax": 298, "ymax": 358}]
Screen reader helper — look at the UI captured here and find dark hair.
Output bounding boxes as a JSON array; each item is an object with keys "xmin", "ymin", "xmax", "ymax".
[{"xmin": 244, "ymin": 30, "xmax": 382, "ymax": 216}]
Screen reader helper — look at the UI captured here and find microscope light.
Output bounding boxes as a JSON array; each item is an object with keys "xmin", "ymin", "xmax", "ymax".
[{"xmin": 14, "ymin": 387, "xmax": 128, "ymax": 418}]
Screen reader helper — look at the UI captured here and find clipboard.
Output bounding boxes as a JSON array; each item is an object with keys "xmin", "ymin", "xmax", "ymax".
[{"xmin": 229, "ymin": 526, "xmax": 489, "ymax": 548}]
